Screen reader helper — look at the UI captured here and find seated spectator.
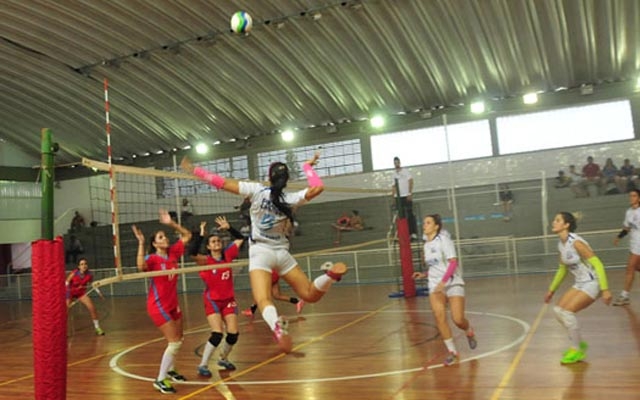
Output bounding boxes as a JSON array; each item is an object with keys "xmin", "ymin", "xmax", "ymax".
[
  {"xmin": 332, "ymin": 210, "xmax": 365, "ymax": 244},
  {"xmin": 498, "ymin": 184, "xmax": 514, "ymax": 222},
  {"xmin": 580, "ymin": 156, "xmax": 604, "ymax": 195},
  {"xmin": 65, "ymin": 235, "xmax": 84, "ymax": 265},
  {"xmin": 601, "ymin": 158, "xmax": 620, "ymax": 194},
  {"xmin": 70, "ymin": 211, "xmax": 86, "ymax": 232},
  {"xmin": 567, "ymin": 164, "xmax": 587, "ymax": 198},
  {"xmin": 181, "ymin": 198, "xmax": 194, "ymax": 220},
  {"xmin": 554, "ymin": 170, "xmax": 572, "ymax": 188},
  {"xmin": 617, "ymin": 158, "xmax": 637, "ymax": 193}
]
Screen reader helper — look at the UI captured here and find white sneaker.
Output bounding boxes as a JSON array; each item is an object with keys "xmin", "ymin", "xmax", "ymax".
[
  {"xmin": 273, "ymin": 316, "xmax": 292, "ymax": 353},
  {"xmin": 612, "ymin": 295, "xmax": 630, "ymax": 306}
]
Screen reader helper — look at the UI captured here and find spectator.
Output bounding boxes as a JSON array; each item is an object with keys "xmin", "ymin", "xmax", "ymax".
[
  {"xmin": 70, "ymin": 211, "xmax": 86, "ymax": 232},
  {"xmin": 331, "ymin": 210, "xmax": 365, "ymax": 244},
  {"xmin": 236, "ymin": 196, "xmax": 252, "ymax": 226},
  {"xmin": 580, "ymin": 156, "xmax": 604, "ymax": 195},
  {"xmin": 617, "ymin": 158, "xmax": 637, "ymax": 193},
  {"xmin": 391, "ymin": 156, "xmax": 418, "ymax": 239},
  {"xmin": 601, "ymin": 158, "xmax": 620, "ymax": 194},
  {"xmin": 567, "ymin": 165, "xmax": 587, "ymax": 198},
  {"xmin": 554, "ymin": 170, "xmax": 572, "ymax": 189},
  {"xmin": 498, "ymin": 184, "xmax": 514, "ymax": 222},
  {"xmin": 181, "ymin": 198, "xmax": 194, "ymax": 220},
  {"xmin": 65, "ymin": 235, "xmax": 84, "ymax": 265}
]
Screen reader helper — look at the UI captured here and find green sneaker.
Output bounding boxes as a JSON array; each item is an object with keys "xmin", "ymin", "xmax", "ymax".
[
  {"xmin": 153, "ymin": 378, "xmax": 176, "ymax": 394},
  {"xmin": 95, "ymin": 327, "xmax": 105, "ymax": 336},
  {"xmin": 579, "ymin": 341, "xmax": 588, "ymax": 353},
  {"xmin": 560, "ymin": 348, "xmax": 585, "ymax": 364}
]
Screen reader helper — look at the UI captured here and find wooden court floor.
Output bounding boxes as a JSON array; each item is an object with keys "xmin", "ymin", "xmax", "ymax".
[{"xmin": 1, "ymin": 270, "xmax": 639, "ymax": 399}]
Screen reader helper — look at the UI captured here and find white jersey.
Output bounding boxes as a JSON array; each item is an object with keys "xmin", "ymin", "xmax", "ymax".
[
  {"xmin": 393, "ymin": 168, "xmax": 412, "ymax": 197},
  {"xmin": 239, "ymin": 181, "xmax": 308, "ymax": 249},
  {"xmin": 423, "ymin": 233, "xmax": 464, "ymax": 286},
  {"xmin": 558, "ymin": 233, "xmax": 597, "ymax": 284},
  {"xmin": 622, "ymin": 206, "xmax": 640, "ymax": 255}
]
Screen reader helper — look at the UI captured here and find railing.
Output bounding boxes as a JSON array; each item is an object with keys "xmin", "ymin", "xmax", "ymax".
[{"xmin": 0, "ymin": 229, "xmax": 627, "ymax": 301}]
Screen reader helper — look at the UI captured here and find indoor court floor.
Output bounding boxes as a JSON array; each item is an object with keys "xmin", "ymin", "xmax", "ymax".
[{"xmin": 1, "ymin": 270, "xmax": 639, "ymax": 399}]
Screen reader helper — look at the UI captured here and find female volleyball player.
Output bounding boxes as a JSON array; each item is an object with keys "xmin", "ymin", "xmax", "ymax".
[
  {"xmin": 66, "ymin": 257, "xmax": 105, "ymax": 335},
  {"xmin": 611, "ymin": 189, "xmax": 640, "ymax": 306},
  {"xmin": 132, "ymin": 209, "xmax": 192, "ymax": 394},
  {"xmin": 181, "ymin": 152, "xmax": 347, "ymax": 353},
  {"xmin": 189, "ymin": 217, "xmax": 244, "ymax": 377},
  {"xmin": 544, "ymin": 212, "xmax": 612, "ymax": 364},
  {"xmin": 412, "ymin": 214, "xmax": 477, "ymax": 366},
  {"xmin": 242, "ymin": 269, "xmax": 305, "ymax": 318}
]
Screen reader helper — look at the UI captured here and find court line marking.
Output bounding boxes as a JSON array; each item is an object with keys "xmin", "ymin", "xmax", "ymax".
[
  {"xmin": 177, "ymin": 303, "xmax": 395, "ymax": 399},
  {"xmin": 109, "ymin": 309, "xmax": 529, "ymax": 387},
  {"xmin": 489, "ymin": 303, "xmax": 548, "ymax": 400}
]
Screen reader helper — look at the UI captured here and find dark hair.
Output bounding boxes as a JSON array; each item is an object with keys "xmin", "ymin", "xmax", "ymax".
[
  {"xmin": 630, "ymin": 189, "xmax": 640, "ymax": 197},
  {"xmin": 393, "ymin": 156, "xmax": 400, "ymax": 162},
  {"xmin": 147, "ymin": 230, "xmax": 165, "ymax": 254},
  {"xmin": 558, "ymin": 212, "xmax": 577, "ymax": 232},
  {"xmin": 426, "ymin": 213, "xmax": 443, "ymax": 235},
  {"xmin": 77, "ymin": 257, "xmax": 88, "ymax": 265},
  {"xmin": 268, "ymin": 162, "xmax": 294, "ymax": 222}
]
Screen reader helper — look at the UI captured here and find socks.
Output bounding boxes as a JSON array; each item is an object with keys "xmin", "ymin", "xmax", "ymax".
[
  {"xmin": 313, "ymin": 274, "xmax": 335, "ymax": 292},
  {"xmin": 262, "ymin": 305, "xmax": 278, "ymax": 331},
  {"xmin": 200, "ymin": 342, "xmax": 215, "ymax": 367},
  {"xmin": 444, "ymin": 338, "xmax": 457, "ymax": 354}
]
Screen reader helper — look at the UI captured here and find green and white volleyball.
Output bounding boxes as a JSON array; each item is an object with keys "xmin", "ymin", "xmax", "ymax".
[{"xmin": 230, "ymin": 11, "xmax": 253, "ymax": 34}]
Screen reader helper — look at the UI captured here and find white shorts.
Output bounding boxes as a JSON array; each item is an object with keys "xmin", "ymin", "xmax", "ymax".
[
  {"xmin": 249, "ymin": 242, "xmax": 297, "ymax": 276},
  {"xmin": 429, "ymin": 281, "xmax": 465, "ymax": 298},
  {"xmin": 573, "ymin": 280, "xmax": 600, "ymax": 300},
  {"xmin": 630, "ymin": 242, "xmax": 640, "ymax": 256}
]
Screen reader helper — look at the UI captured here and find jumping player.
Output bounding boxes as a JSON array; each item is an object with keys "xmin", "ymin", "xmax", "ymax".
[
  {"xmin": 611, "ymin": 189, "xmax": 640, "ymax": 305},
  {"xmin": 544, "ymin": 211, "xmax": 611, "ymax": 364},
  {"xmin": 66, "ymin": 257, "xmax": 105, "ymax": 336},
  {"xmin": 412, "ymin": 214, "xmax": 477, "ymax": 366},
  {"xmin": 181, "ymin": 152, "xmax": 347, "ymax": 353},
  {"xmin": 190, "ymin": 217, "xmax": 244, "ymax": 377},
  {"xmin": 132, "ymin": 209, "xmax": 192, "ymax": 394}
]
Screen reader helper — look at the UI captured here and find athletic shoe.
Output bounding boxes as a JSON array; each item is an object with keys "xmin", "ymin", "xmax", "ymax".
[
  {"xmin": 296, "ymin": 300, "xmax": 305, "ymax": 314},
  {"xmin": 167, "ymin": 369, "xmax": 186, "ymax": 382},
  {"xmin": 197, "ymin": 365, "xmax": 212, "ymax": 378},
  {"xmin": 153, "ymin": 378, "xmax": 176, "ymax": 394},
  {"xmin": 443, "ymin": 351, "xmax": 459, "ymax": 366},
  {"xmin": 242, "ymin": 308, "xmax": 255, "ymax": 318},
  {"xmin": 466, "ymin": 330, "xmax": 477, "ymax": 350},
  {"xmin": 325, "ymin": 262, "xmax": 348, "ymax": 282},
  {"xmin": 579, "ymin": 341, "xmax": 588, "ymax": 353},
  {"xmin": 95, "ymin": 327, "xmax": 105, "ymax": 336},
  {"xmin": 273, "ymin": 316, "xmax": 292, "ymax": 353},
  {"xmin": 320, "ymin": 261, "xmax": 333, "ymax": 271},
  {"xmin": 560, "ymin": 348, "xmax": 586, "ymax": 364},
  {"xmin": 612, "ymin": 295, "xmax": 630, "ymax": 306},
  {"xmin": 217, "ymin": 359, "xmax": 236, "ymax": 371}
]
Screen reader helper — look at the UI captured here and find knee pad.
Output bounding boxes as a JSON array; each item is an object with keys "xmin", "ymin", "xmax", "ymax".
[
  {"xmin": 225, "ymin": 332, "xmax": 239, "ymax": 345},
  {"xmin": 167, "ymin": 340, "xmax": 182, "ymax": 356},
  {"xmin": 554, "ymin": 306, "xmax": 578, "ymax": 330},
  {"xmin": 208, "ymin": 331, "xmax": 223, "ymax": 347}
]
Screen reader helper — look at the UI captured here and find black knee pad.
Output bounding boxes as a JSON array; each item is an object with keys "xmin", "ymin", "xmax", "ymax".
[
  {"xmin": 225, "ymin": 332, "xmax": 239, "ymax": 345},
  {"xmin": 208, "ymin": 331, "xmax": 223, "ymax": 347}
]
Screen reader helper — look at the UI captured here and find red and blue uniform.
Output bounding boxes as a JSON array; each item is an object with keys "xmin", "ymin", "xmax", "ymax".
[
  {"xmin": 144, "ymin": 240, "xmax": 185, "ymax": 326},
  {"xmin": 67, "ymin": 268, "xmax": 92, "ymax": 300},
  {"xmin": 200, "ymin": 243, "xmax": 240, "ymax": 317}
]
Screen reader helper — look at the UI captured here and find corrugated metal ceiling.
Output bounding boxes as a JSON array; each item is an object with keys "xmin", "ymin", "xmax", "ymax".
[{"xmin": 0, "ymin": 0, "xmax": 638, "ymax": 165}]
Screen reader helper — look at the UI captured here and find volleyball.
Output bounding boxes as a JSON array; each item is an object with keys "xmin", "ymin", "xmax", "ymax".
[{"xmin": 230, "ymin": 11, "xmax": 253, "ymax": 34}]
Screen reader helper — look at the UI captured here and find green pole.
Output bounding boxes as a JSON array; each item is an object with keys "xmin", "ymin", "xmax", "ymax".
[{"xmin": 41, "ymin": 128, "xmax": 55, "ymax": 240}]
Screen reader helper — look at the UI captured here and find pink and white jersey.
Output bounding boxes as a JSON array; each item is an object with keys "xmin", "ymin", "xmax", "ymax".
[
  {"xmin": 199, "ymin": 243, "xmax": 240, "ymax": 301},
  {"xmin": 423, "ymin": 233, "xmax": 464, "ymax": 286},
  {"xmin": 622, "ymin": 206, "xmax": 640, "ymax": 255},
  {"xmin": 239, "ymin": 181, "xmax": 308, "ymax": 249}
]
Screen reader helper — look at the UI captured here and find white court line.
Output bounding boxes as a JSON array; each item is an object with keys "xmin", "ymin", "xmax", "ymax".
[{"xmin": 110, "ymin": 310, "xmax": 530, "ymax": 385}]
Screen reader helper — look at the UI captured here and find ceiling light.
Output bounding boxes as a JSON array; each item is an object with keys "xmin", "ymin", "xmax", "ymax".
[
  {"xmin": 195, "ymin": 143, "xmax": 209, "ymax": 154},
  {"xmin": 522, "ymin": 92, "xmax": 538, "ymax": 105},
  {"xmin": 281, "ymin": 130, "xmax": 294, "ymax": 142},
  {"xmin": 370, "ymin": 115, "xmax": 385, "ymax": 128},
  {"xmin": 470, "ymin": 101, "xmax": 485, "ymax": 114}
]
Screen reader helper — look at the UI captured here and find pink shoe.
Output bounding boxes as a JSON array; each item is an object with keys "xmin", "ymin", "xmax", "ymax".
[
  {"xmin": 325, "ymin": 262, "xmax": 348, "ymax": 281},
  {"xmin": 242, "ymin": 308, "xmax": 254, "ymax": 318},
  {"xmin": 296, "ymin": 300, "xmax": 305, "ymax": 314},
  {"xmin": 273, "ymin": 316, "xmax": 292, "ymax": 353}
]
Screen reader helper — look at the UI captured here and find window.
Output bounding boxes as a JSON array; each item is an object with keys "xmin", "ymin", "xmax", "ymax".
[
  {"xmin": 371, "ymin": 120, "xmax": 492, "ymax": 170},
  {"xmin": 159, "ymin": 155, "xmax": 249, "ymax": 198},
  {"xmin": 257, "ymin": 139, "xmax": 363, "ymax": 181},
  {"xmin": 497, "ymin": 100, "xmax": 634, "ymax": 154}
]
